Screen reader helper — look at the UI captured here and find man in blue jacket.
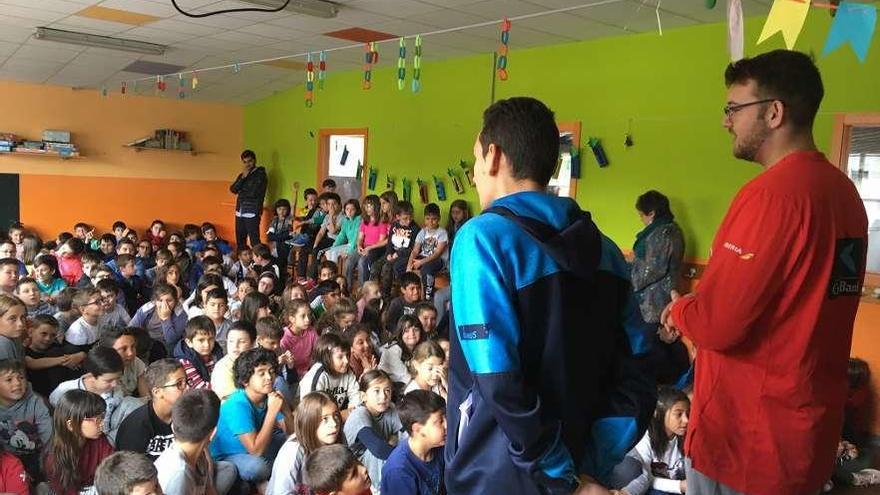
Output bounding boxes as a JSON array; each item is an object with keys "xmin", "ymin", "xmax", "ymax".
[{"xmin": 446, "ymin": 97, "xmax": 656, "ymax": 495}]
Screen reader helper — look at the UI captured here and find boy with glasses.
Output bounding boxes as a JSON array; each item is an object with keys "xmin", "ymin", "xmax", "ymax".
[{"xmin": 116, "ymin": 359, "xmax": 186, "ymax": 461}]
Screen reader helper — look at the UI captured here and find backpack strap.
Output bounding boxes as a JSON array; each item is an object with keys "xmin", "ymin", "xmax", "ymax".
[
  {"xmin": 311, "ymin": 365, "xmax": 326, "ymax": 393},
  {"xmin": 483, "ymin": 205, "xmax": 602, "ymax": 277}
]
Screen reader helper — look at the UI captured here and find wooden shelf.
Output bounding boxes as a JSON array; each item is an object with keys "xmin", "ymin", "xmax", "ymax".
[
  {"xmin": 0, "ymin": 149, "xmax": 81, "ymax": 159},
  {"xmin": 124, "ymin": 145, "xmax": 197, "ymax": 155}
]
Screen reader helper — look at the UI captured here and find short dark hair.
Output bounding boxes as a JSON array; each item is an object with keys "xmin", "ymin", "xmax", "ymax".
[
  {"xmin": 144, "ymin": 358, "xmax": 184, "ymax": 393},
  {"xmin": 479, "ymin": 97, "xmax": 559, "ymax": 186},
  {"xmin": 99, "ymin": 326, "xmax": 138, "ymax": 349},
  {"xmin": 399, "ymin": 271, "xmax": 422, "ymax": 290},
  {"xmin": 204, "ymin": 287, "xmax": 228, "ymax": 304},
  {"xmin": 100, "ymin": 234, "xmax": 116, "ymax": 246},
  {"xmin": 0, "ymin": 359, "xmax": 24, "ymax": 377},
  {"xmin": 241, "ymin": 149, "xmax": 256, "ymax": 161},
  {"xmin": 228, "ymin": 319, "xmax": 257, "ymax": 343},
  {"xmin": 724, "ymin": 50, "xmax": 823, "ymax": 130},
  {"xmin": 117, "ymin": 238, "xmax": 135, "ymax": 250},
  {"xmin": 84, "ymin": 346, "xmax": 124, "ymax": 377},
  {"xmin": 116, "ymin": 254, "xmax": 135, "ymax": 269},
  {"xmin": 324, "ymin": 192, "xmax": 341, "ymax": 205},
  {"xmin": 95, "ymin": 278, "xmax": 119, "ymax": 295},
  {"xmin": 635, "ymin": 190, "xmax": 672, "ymax": 218},
  {"xmin": 305, "ymin": 444, "xmax": 360, "ymax": 493},
  {"xmin": 32, "ymin": 314, "xmax": 59, "ymax": 329},
  {"xmin": 424, "ymin": 203, "xmax": 440, "ymax": 218},
  {"xmin": 233, "ymin": 347, "xmax": 278, "ymax": 389},
  {"xmin": 343, "ymin": 199, "xmax": 361, "ymax": 217},
  {"xmin": 94, "ymin": 451, "xmax": 158, "ymax": 495},
  {"xmin": 318, "ymin": 260, "xmax": 338, "ymax": 276},
  {"xmin": 252, "ymin": 243, "xmax": 271, "ymax": 260},
  {"xmin": 322, "ymin": 178, "xmax": 337, "ymax": 189},
  {"xmin": 274, "ymin": 198, "xmax": 291, "ymax": 211},
  {"xmin": 185, "ymin": 315, "xmax": 216, "ymax": 340},
  {"xmin": 314, "ymin": 279, "xmax": 340, "ymax": 296},
  {"xmin": 201, "ymin": 255, "xmax": 223, "ymax": 268},
  {"xmin": 183, "ymin": 224, "xmax": 201, "ymax": 239},
  {"xmin": 0, "ymin": 258, "xmax": 18, "ymax": 270},
  {"xmin": 111, "ymin": 221, "xmax": 127, "ymax": 231},
  {"xmin": 395, "ymin": 201, "xmax": 414, "ymax": 217},
  {"xmin": 304, "ymin": 188, "xmax": 318, "ymax": 199},
  {"xmin": 399, "ymin": 389, "xmax": 446, "ymax": 435},
  {"xmin": 15, "ymin": 276, "xmax": 37, "ymax": 290},
  {"xmin": 55, "ymin": 287, "xmax": 76, "ymax": 312},
  {"xmin": 66, "ymin": 237, "xmax": 85, "ymax": 254},
  {"xmin": 256, "ymin": 315, "xmax": 284, "ymax": 340},
  {"xmin": 171, "ymin": 389, "xmax": 220, "ymax": 443}
]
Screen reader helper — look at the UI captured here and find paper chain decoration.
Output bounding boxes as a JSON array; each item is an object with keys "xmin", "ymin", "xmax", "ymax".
[
  {"xmin": 305, "ymin": 53, "xmax": 315, "ymax": 107},
  {"xmin": 363, "ymin": 42, "xmax": 378, "ymax": 90},
  {"xmin": 496, "ymin": 18, "xmax": 511, "ymax": 81},
  {"xmin": 318, "ymin": 51, "xmax": 327, "ymax": 90},
  {"xmin": 397, "ymin": 38, "xmax": 407, "ymax": 91},
  {"xmin": 412, "ymin": 35, "xmax": 422, "ymax": 93}
]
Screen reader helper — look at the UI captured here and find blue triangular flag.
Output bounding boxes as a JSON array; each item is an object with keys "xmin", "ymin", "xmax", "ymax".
[{"xmin": 823, "ymin": 2, "xmax": 877, "ymax": 63}]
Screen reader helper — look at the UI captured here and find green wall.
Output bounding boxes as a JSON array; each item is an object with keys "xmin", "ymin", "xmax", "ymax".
[{"xmin": 245, "ymin": 13, "xmax": 880, "ymax": 258}]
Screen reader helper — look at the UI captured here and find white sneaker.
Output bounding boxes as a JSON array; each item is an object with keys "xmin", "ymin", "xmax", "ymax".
[{"xmin": 852, "ymin": 468, "xmax": 880, "ymax": 487}]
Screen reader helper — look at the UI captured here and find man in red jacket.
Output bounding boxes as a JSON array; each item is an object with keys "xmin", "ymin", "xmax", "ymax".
[{"xmin": 663, "ymin": 50, "xmax": 867, "ymax": 495}]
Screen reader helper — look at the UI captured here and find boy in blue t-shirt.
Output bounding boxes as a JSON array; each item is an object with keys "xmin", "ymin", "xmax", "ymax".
[
  {"xmin": 209, "ymin": 347, "xmax": 292, "ymax": 484},
  {"xmin": 380, "ymin": 390, "xmax": 446, "ymax": 495}
]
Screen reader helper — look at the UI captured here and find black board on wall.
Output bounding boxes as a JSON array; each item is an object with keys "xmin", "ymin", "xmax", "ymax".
[{"xmin": 0, "ymin": 174, "xmax": 20, "ymax": 234}]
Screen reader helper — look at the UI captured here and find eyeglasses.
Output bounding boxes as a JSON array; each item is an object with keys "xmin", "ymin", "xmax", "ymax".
[
  {"xmin": 160, "ymin": 379, "xmax": 187, "ymax": 391},
  {"xmin": 723, "ymin": 99, "xmax": 777, "ymax": 118},
  {"xmin": 83, "ymin": 415, "xmax": 105, "ymax": 425}
]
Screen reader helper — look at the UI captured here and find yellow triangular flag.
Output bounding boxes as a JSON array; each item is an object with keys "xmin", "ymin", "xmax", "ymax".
[{"xmin": 757, "ymin": 0, "xmax": 811, "ymax": 49}]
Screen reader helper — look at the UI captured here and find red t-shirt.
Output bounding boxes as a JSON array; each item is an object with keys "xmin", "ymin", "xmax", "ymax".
[
  {"xmin": 670, "ymin": 151, "xmax": 867, "ymax": 495},
  {"xmin": 46, "ymin": 435, "xmax": 114, "ymax": 495},
  {"xmin": 0, "ymin": 452, "xmax": 28, "ymax": 495}
]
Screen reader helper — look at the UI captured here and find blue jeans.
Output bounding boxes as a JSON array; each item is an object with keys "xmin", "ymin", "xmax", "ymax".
[{"xmin": 221, "ymin": 428, "xmax": 288, "ymax": 482}]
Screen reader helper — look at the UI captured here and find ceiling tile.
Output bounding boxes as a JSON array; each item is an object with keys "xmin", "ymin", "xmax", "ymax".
[
  {"xmin": 0, "ymin": 0, "xmax": 85, "ymax": 14},
  {"xmin": 517, "ymin": 12, "xmax": 626, "ymax": 40},
  {"xmin": 169, "ymin": 11, "xmax": 256, "ymax": 29},
  {"xmin": 15, "ymin": 42, "xmax": 83, "ymax": 63},
  {"xmin": 98, "ymin": 0, "xmax": 182, "ymax": 18},
  {"xmin": 455, "ymin": 0, "xmax": 548, "ymax": 18},
  {"xmin": 146, "ymin": 18, "xmax": 225, "ymax": 36},
  {"xmin": 403, "ymin": 8, "xmax": 486, "ymax": 30},
  {"xmin": 348, "ymin": 0, "xmax": 442, "ymax": 17},
  {"xmin": 465, "ymin": 24, "xmax": 574, "ymax": 48},
  {"xmin": 0, "ymin": 4, "xmax": 70, "ymax": 23},
  {"xmin": 324, "ymin": 27, "xmax": 398, "ymax": 43},
  {"xmin": 48, "ymin": 15, "xmax": 136, "ymax": 34},
  {"xmin": 0, "ymin": 41, "xmax": 19, "ymax": 57},
  {"xmin": 236, "ymin": 22, "xmax": 304, "ymax": 40},
  {"xmin": 206, "ymin": 30, "xmax": 282, "ymax": 45},
  {"xmin": 263, "ymin": 14, "xmax": 352, "ymax": 34},
  {"xmin": 123, "ymin": 26, "xmax": 194, "ymax": 44},
  {"xmin": 74, "ymin": 5, "xmax": 162, "ymax": 26},
  {"xmin": 0, "ymin": 21, "xmax": 38, "ymax": 42}
]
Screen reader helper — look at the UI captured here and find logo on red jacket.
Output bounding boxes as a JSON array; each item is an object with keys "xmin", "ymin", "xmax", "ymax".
[{"xmin": 829, "ymin": 237, "xmax": 865, "ymax": 299}]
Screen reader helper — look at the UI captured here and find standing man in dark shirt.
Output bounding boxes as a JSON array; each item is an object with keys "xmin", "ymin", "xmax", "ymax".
[{"xmin": 230, "ymin": 150, "xmax": 268, "ymax": 249}]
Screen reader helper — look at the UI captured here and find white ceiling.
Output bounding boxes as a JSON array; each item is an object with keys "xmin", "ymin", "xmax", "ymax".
[{"xmin": 0, "ymin": 0, "xmax": 770, "ymax": 104}]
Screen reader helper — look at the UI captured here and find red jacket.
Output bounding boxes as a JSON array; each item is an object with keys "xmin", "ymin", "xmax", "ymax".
[{"xmin": 671, "ymin": 151, "xmax": 867, "ymax": 495}]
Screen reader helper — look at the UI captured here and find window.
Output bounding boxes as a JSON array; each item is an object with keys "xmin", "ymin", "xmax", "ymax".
[
  {"xmin": 317, "ymin": 128, "xmax": 368, "ymax": 203},
  {"xmin": 831, "ymin": 115, "xmax": 880, "ymax": 280}
]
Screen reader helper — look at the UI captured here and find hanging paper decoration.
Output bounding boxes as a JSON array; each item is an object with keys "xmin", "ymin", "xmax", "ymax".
[
  {"xmin": 460, "ymin": 160, "xmax": 475, "ymax": 187},
  {"xmin": 727, "ymin": 0, "xmax": 744, "ymax": 61},
  {"xmin": 363, "ymin": 43, "xmax": 378, "ymax": 90},
  {"xmin": 570, "ymin": 147, "xmax": 581, "ymax": 178},
  {"xmin": 757, "ymin": 0, "xmax": 810, "ymax": 49},
  {"xmin": 356, "ymin": 160, "xmax": 363, "ymax": 181},
  {"xmin": 368, "ymin": 168, "xmax": 378, "ymax": 191},
  {"xmin": 412, "ymin": 35, "xmax": 422, "ymax": 93},
  {"xmin": 192, "ymin": 72, "xmax": 199, "ymax": 90},
  {"xmin": 822, "ymin": 2, "xmax": 877, "ymax": 63},
  {"xmin": 120, "ymin": 81, "xmax": 127, "ymax": 95},
  {"xmin": 402, "ymin": 177, "xmax": 412, "ymax": 203},
  {"xmin": 178, "ymin": 74, "xmax": 186, "ymax": 99},
  {"xmin": 386, "ymin": 175, "xmax": 394, "ymax": 191},
  {"xmin": 101, "ymin": 86, "xmax": 108, "ymax": 97},
  {"xmin": 433, "ymin": 176, "xmax": 447, "ymax": 201},
  {"xmin": 305, "ymin": 53, "xmax": 315, "ymax": 108},
  {"xmin": 447, "ymin": 168, "xmax": 464, "ymax": 194},
  {"xmin": 417, "ymin": 178, "xmax": 429, "ymax": 203},
  {"xmin": 233, "ymin": 63, "xmax": 241, "ymax": 74},
  {"xmin": 706, "ymin": 0, "xmax": 717, "ymax": 8},
  {"xmin": 397, "ymin": 38, "xmax": 406, "ymax": 91},
  {"xmin": 318, "ymin": 51, "xmax": 327, "ymax": 90},
  {"xmin": 496, "ymin": 17, "xmax": 511, "ymax": 81},
  {"xmin": 588, "ymin": 138, "xmax": 610, "ymax": 167}
]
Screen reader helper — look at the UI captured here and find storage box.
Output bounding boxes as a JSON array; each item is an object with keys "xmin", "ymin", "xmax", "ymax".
[
  {"xmin": 22, "ymin": 141, "xmax": 43, "ymax": 150},
  {"xmin": 42, "ymin": 130, "xmax": 70, "ymax": 143}
]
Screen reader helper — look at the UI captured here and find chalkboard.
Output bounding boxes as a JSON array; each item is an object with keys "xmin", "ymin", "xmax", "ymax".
[{"xmin": 0, "ymin": 174, "xmax": 20, "ymax": 233}]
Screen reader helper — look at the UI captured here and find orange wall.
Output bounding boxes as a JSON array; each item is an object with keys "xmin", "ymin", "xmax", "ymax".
[
  {"xmin": 851, "ymin": 303, "xmax": 880, "ymax": 435},
  {"xmin": 0, "ymin": 80, "xmax": 247, "ymax": 239},
  {"xmin": 19, "ymin": 174, "xmax": 242, "ymax": 242}
]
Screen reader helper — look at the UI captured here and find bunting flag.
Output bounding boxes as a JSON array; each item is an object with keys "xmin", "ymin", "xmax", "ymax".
[
  {"xmin": 822, "ymin": 1, "xmax": 877, "ymax": 63},
  {"xmin": 728, "ymin": 0, "xmax": 744, "ymax": 61},
  {"xmin": 757, "ymin": 0, "xmax": 810, "ymax": 49}
]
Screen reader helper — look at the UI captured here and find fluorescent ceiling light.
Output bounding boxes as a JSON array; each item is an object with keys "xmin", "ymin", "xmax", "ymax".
[
  {"xmin": 239, "ymin": 0, "xmax": 340, "ymax": 18},
  {"xmin": 34, "ymin": 27, "xmax": 166, "ymax": 55}
]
